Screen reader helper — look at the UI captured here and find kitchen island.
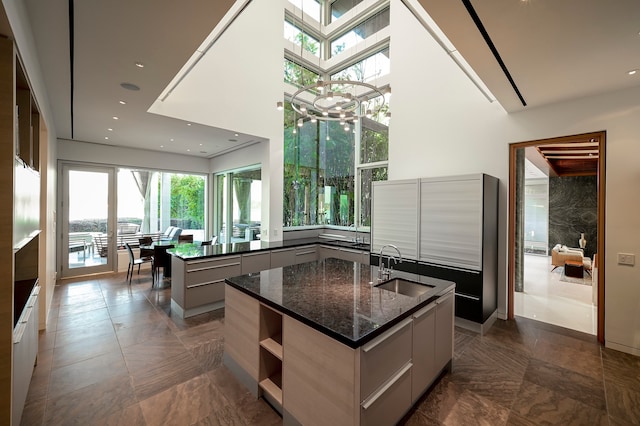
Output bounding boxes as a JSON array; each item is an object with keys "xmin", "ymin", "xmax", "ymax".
[{"xmin": 224, "ymin": 258, "xmax": 455, "ymax": 426}]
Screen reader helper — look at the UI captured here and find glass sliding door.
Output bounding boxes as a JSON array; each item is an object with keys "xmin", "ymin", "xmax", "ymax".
[
  {"xmin": 214, "ymin": 166, "xmax": 261, "ymax": 243},
  {"xmin": 60, "ymin": 163, "xmax": 116, "ymax": 277}
]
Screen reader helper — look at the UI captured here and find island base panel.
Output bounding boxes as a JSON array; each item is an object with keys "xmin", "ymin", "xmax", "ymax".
[
  {"xmin": 170, "ymin": 299, "xmax": 224, "ymax": 319},
  {"xmin": 223, "ymin": 352, "xmax": 259, "ymax": 397}
]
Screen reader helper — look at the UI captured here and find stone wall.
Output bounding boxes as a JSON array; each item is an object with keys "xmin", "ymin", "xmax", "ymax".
[{"xmin": 548, "ymin": 175, "xmax": 598, "ymax": 258}]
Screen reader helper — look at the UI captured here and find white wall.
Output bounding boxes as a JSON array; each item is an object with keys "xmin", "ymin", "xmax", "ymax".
[
  {"xmin": 57, "ymin": 139, "xmax": 211, "ymax": 173},
  {"xmin": 391, "ymin": 0, "xmax": 640, "ymax": 354},
  {"xmin": 153, "ymin": 0, "xmax": 285, "ymax": 241}
]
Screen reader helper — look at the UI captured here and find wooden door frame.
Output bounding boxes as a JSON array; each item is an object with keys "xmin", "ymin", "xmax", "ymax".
[{"xmin": 508, "ymin": 131, "xmax": 606, "ymax": 343}]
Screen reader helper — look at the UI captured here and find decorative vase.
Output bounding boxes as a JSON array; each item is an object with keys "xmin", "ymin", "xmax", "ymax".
[{"xmin": 579, "ymin": 233, "xmax": 587, "ymax": 249}]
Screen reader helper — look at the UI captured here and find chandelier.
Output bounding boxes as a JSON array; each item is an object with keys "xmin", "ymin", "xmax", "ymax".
[{"xmin": 278, "ymin": 80, "xmax": 390, "ymax": 127}]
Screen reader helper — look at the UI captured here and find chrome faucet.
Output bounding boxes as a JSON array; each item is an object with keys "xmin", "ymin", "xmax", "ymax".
[
  {"xmin": 378, "ymin": 244, "xmax": 402, "ymax": 280},
  {"xmin": 350, "ymin": 223, "xmax": 360, "ymax": 244}
]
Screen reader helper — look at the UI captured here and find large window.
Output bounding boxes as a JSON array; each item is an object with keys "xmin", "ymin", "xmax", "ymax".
[
  {"xmin": 330, "ymin": 8, "xmax": 390, "ymax": 57},
  {"xmin": 284, "ymin": 20, "xmax": 320, "ymax": 57},
  {"xmin": 284, "ymin": 59, "xmax": 320, "ymax": 88},
  {"xmin": 330, "ymin": 0, "xmax": 365, "ymax": 22},
  {"xmin": 214, "ymin": 167, "xmax": 262, "ymax": 243},
  {"xmin": 331, "ymin": 47, "xmax": 390, "ymax": 83},
  {"xmin": 282, "ymin": 1, "xmax": 390, "ymax": 229},
  {"xmin": 117, "ymin": 168, "xmax": 206, "ymax": 240}
]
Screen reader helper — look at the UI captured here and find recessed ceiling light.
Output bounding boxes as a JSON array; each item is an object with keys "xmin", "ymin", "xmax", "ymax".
[
  {"xmin": 160, "ymin": 145, "xmax": 164, "ymax": 148},
  {"xmin": 112, "ymin": 116, "xmax": 119, "ymax": 120},
  {"xmin": 234, "ymin": 133, "xmax": 239, "ymax": 137},
  {"xmin": 120, "ymin": 82, "xmax": 140, "ymax": 91},
  {"xmin": 135, "ymin": 62, "xmax": 144, "ymax": 68},
  {"xmin": 170, "ymin": 138, "xmax": 174, "ymax": 142},
  {"xmin": 119, "ymin": 100, "xmax": 126, "ymax": 105},
  {"xmin": 187, "ymin": 149, "xmax": 191, "ymax": 152},
  {"xmin": 107, "ymin": 128, "xmax": 113, "ymax": 131},
  {"xmin": 628, "ymin": 69, "xmax": 638, "ymax": 75},
  {"xmin": 199, "ymin": 143, "xmax": 203, "ymax": 146},
  {"xmin": 187, "ymin": 123, "xmax": 192, "ymax": 126},
  {"xmin": 104, "ymin": 137, "xmax": 109, "ymax": 140}
]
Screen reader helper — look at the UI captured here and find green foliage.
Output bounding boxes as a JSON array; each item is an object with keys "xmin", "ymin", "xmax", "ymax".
[{"xmin": 170, "ymin": 175, "xmax": 205, "ymax": 228}]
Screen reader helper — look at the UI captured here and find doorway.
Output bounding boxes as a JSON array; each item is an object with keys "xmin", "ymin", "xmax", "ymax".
[
  {"xmin": 508, "ymin": 131, "xmax": 606, "ymax": 343},
  {"xmin": 59, "ymin": 163, "xmax": 117, "ymax": 277}
]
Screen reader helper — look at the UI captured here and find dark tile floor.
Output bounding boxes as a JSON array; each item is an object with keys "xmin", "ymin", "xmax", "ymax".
[{"xmin": 20, "ymin": 272, "xmax": 640, "ymax": 425}]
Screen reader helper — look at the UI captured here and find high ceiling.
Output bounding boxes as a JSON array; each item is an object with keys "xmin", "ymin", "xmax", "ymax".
[{"xmin": 7, "ymin": 0, "xmax": 640, "ymax": 159}]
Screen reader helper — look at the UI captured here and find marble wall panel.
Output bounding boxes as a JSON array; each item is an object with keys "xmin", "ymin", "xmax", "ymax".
[{"xmin": 548, "ymin": 176, "xmax": 598, "ymax": 258}]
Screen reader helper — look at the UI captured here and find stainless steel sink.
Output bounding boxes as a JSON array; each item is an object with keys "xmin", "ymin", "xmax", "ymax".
[{"xmin": 375, "ymin": 278, "xmax": 434, "ymax": 297}]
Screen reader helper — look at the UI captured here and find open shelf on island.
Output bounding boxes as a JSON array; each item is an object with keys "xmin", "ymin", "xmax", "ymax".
[
  {"xmin": 260, "ymin": 333, "xmax": 283, "ymax": 360},
  {"xmin": 259, "ymin": 370, "xmax": 283, "ymax": 407}
]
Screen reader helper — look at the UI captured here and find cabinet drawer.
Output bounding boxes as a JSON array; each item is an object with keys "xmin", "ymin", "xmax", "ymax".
[
  {"xmin": 361, "ymin": 362, "xmax": 412, "ymax": 426},
  {"xmin": 242, "ymin": 252, "xmax": 271, "ymax": 274},
  {"xmin": 185, "ymin": 255, "xmax": 241, "ymax": 284},
  {"xmin": 271, "ymin": 248, "xmax": 295, "ymax": 268},
  {"xmin": 360, "ymin": 318, "xmax": 412, "ymax": 398},
  {"xmin": 340, "ymin": 248, "xmax": 369, "ymax": 264},
  {"xmin": 295, "ymin": 245, "xmax": 317, "ymax": 264},
  {"xmin": 454, "ymin": 292, "xmax": 482, "ymax": 322},
  {"xmin": 185, "ymin": 280, "xmax": 225, "ymax": 308}
]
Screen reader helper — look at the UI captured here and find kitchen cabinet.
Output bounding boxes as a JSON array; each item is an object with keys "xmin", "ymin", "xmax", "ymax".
[
  {"xmin": 371, "ymin": 179, "xmax": 419, "ymax": 260},
  {"xmin": 411, "ymin": 301, "xmax": 436, "ymax": 402},
  {"xmin": 270, "ymin": 248, "xmax": 295, "ymax": 268},
  {"xmin": 418, "ymin": 174, "xmax": 498, "ymax": 329},
  {"xmin": 319, "ymin": 245, "xmax": 370, "ymax": 264},
  {"xmin": 241, "ymin": 251, "xmax": 271, "ymax": 274},
  {"xmin": 271, "ymin": 245, "xmax": 318, "ymax": 268},
  {"xmin": 224, "ymin": 261, "xmax": 455, "ymax": 426},
  {"xmin": 171, "ymin": 255, "xmax": 241, "ymax": 318},
  {"xmin": 373, "ymin": 174, "xmax": 498, "ymax": 331}
]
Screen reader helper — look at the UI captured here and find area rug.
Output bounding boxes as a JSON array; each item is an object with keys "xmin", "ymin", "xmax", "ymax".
[{"xmin": 559, "ymin": 267, "xmax": 592, "ymax": 286}]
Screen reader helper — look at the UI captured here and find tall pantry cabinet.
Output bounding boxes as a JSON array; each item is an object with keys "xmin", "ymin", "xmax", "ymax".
[{"xmin": 372, "ymin": 174, "xmax": 499, "ymax": 332}]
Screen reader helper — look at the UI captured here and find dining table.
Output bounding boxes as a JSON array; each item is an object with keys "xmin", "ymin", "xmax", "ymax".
[{"xmin": 140, "ymin": 239, "xmax": 177, "ymax": 277}]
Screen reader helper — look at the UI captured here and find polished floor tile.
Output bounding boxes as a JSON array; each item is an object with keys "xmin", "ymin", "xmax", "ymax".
[{"xmin": 19, "ymin": 272, "xmax": 640, "ymax": 425}]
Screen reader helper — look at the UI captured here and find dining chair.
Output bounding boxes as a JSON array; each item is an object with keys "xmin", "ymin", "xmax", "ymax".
[
  {"xmin": 201, "ymin": 235, "xmax": 217, "ymax": 246},
  {"xmin": 125, "ymin": 243, "xmax": 153, "ymax": 284},
  {"xmin": 138, "ymin": 236, "xmax": 154, "ymax": 259},
  {"xmin": 152, "ymin": 244, "xmax": 174, "ymax": 286},
  {"xmin": 178, "ymin": 234, "xmax": 194, "ymax": 243}
]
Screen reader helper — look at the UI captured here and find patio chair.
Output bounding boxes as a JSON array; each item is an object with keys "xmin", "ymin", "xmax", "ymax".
[{"xmin": 178, "ymin": 234, "xmax": 193, "ymax": 243}]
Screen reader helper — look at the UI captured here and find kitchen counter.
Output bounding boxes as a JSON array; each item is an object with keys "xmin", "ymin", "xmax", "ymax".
[
  {"xmin": 167, "ymin": 237, "xmax": 370, "ymax": 261},
  {"xmin": 225, "ymin": 257, "xmax": 454, "ymax": 348}
]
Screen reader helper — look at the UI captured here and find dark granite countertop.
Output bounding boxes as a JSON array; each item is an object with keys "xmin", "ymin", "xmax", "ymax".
[
  {"xmin": 167, "ymin": 237, "xmax": 370, "ymax": 261},
  {"xmin": 225, "ymin": 258, "xmax": 455, "ymax": 349}
]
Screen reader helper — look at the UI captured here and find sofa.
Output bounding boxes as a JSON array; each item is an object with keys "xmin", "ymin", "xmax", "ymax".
[{"xmin": 551, "ymin": 244, "xmax": 592, "ymax": 273}]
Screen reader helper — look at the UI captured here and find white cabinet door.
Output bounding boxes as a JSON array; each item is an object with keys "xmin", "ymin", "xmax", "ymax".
[
  {"xmin": 420, "ymin": 175, "xmax": 482, "ymax": 270},
  {"xmin": 372, "ymin": 180, "xmax": 419, "ymax": 260}
]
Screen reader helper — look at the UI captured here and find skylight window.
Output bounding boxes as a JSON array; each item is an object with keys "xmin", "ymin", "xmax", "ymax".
[
  {"xmin": 330, "ymin": 8, "xmax": 390, "ymax": 57},
  {"xmin": 287, "ymin": 0, "xmax": 321, "ymax": 21}
]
